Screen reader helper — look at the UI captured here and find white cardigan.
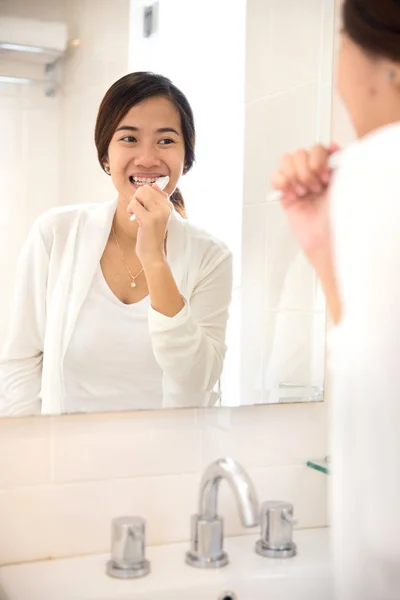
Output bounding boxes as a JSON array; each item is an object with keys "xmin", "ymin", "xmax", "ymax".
[
  {"xmin": 329, "ymin": 122, "xmax": 400, "ymax": 600},
  {"xmin": 0, "ymin": 199, "xmax": 232, "ymax": 415}
]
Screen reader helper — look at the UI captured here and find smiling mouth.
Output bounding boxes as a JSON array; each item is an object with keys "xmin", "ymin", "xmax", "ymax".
[{"xmin": 129, "ymin": 175, "xmax": 166, "ymax": 186}]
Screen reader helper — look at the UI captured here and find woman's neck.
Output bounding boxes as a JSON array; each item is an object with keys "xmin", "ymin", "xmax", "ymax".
[{"xmin": 112, "ymin": 197, "xmax": 138, "ymax": 246}]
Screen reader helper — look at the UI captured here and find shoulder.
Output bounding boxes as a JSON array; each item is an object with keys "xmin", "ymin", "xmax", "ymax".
[
  {"xmin": 335, "ymin": 122, "xmax": 400, "ymax": 186},
  {"xmin": 31, "ymin": 201, "xmax": 114, "ymax": 248},
  {"xmin": 332, "ymin": 123, "xmax": 400, "ymax": 225},
  {"xmin": 174, "ymin": 212, "xmax": 232, "ymax": 269},
  {"xmin": 35, "ymin": 201, "xmax": 108, "ymax": 231},
  {"xmin": 331, "ymin": 123, "xmax": 400, "ymax": 288}
]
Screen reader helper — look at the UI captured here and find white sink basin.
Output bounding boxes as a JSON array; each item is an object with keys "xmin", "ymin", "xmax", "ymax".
[{"xmin": 0, "ymin": 529, "xmax": 332, "ymax": 600}]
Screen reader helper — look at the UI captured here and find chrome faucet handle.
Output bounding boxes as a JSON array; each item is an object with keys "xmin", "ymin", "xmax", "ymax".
[
  {"xmin": 187, "ymin": 513, "xmax": 227, "ymax": 568},
  {"xmin": 255, "ymin": 501, "xmax": 297, "ymax": 558},
  {"xmin": 106, "ymin": 516, "xmax": 150, "ymax": 579}
]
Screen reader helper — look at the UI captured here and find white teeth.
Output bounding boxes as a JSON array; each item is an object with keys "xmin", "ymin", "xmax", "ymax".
[
  {"xmin": 131, "ymin": 177, "xmax": 158, "ymax": 185},
  {"xmin": 130, "ymin": 176, "xmax": 169, "ymax": 190}
]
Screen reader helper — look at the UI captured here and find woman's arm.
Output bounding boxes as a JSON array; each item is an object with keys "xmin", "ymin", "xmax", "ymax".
[
  {"xmin": 144, "ymin": 258, "xmax": 185, "ymax": 317},
  {"xmin": 0, "ymin": 222, "xmax": 48, "ymax": 416},
  {"xmin": 309, "ymin": 245, "xmax": 341, "ymax": 325},
  {"xmin": 148, "ymin": 249, "xmax": 233, "ymax": 393},
  {"xmin": 271, "ymin": 143, "xmax": 342, "ymax": 325}
]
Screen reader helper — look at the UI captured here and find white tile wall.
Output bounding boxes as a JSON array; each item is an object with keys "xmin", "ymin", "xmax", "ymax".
[
  {"xmin": 60, "ymin": 0, "xmax": 130, "ymax": 207},
  {"xmin": 0, "ymin": 82, "xmax": 61, "ymax": 345},
  {"xmin": 51, "ymin": 411, "xmax": 201, "ymax": 482},
  {"xmin": 241, "ymin": 0, "xmax": 335, "ymax": 404},
  {"xmin": 331, "ymin": 0, "xmax": 356, "ymax": 145},
  {"xmin": 0, "ymin": 0, "xmax": 337, "ymax": 568},
  {"xmin": 0, "ymin": 403, "xmax": 327, "ymax": 565},
  {"xmin": 265, "ymin": 0, "xmax": 323, "ymax": 96},
  {"xmin": 244, "ymin": 82, "xmax": 320, "ymax": 207},
  {"xmin": 0, "ymin": 0, "xmax": 67, "ymax": 22},
  {"xmin": 0, "ymin": 0, "xmax": 129, "ymax": 344}
]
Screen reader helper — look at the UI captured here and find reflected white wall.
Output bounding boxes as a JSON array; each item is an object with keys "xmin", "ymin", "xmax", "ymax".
[
  {"xmin": 0, "ymin": 0, "xmax": 131, "ymax": 348},
  {"xmin": 0, "ymin": 8, "xmax": 62, "ymax": 343},
  {"xmin": 241, "ymin": 0, "xmax": 335, "ymax": 405}
]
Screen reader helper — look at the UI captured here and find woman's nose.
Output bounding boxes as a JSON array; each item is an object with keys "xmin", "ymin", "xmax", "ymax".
[{"xmin": 134, "ymin": 144, "xmax": 161, "ymax": 167}]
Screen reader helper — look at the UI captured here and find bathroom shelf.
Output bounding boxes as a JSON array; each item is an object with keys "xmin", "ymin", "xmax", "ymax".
[{"xmin": 306, "ymin": 457, "xmax": 330, "ymax": 475}]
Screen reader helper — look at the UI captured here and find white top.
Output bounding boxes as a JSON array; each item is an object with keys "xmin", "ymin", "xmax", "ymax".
[
  {"xmin": 329, "ymin": 121, "xmax": 400, "ymax": 600},
  {"xmin": 63, "ymin": 266, "xmax": 163, "ymax": 413},
  {"xmin": 0, "ymin": 200, "xmax": 232, "ymax": 415}
]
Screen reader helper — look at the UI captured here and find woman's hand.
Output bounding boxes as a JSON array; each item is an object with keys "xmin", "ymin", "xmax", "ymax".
[
  {"xmin": 271, "ymin": 142, "xmax": 342, "ymax": 324},
  {"xmin": 127, "ymin": 184, "xmax": 172, "ymax": 267},
  {"xmin": 127, "ymin": 185, "xmax": 184, "ymax": 317}
]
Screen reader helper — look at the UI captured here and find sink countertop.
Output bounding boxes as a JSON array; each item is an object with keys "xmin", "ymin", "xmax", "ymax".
[{"xmin": 0, "ymin": 528, "xmax": 331, "ymax": 600}]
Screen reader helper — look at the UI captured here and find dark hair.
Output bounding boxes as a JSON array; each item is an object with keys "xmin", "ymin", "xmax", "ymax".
[
  {"xmin": 94, "ymin": 72, "xmax": 196, "ymax": 216},
  {"xmin": 342, "ymin": 0, "xmax": 400, "ymax": 62}
]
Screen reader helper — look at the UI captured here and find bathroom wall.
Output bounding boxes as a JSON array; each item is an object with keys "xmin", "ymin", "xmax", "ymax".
[
  {"xmin": 0, "ymin": 406, "xmax": 327, "ymax": 565},
  {"xmin": 59, "ymin": 0, "xmax": 130, "ymax": 207},
  {"xmin": 0, "ymin": 81, "xmax": 60, "ymax": 344},
  {"xmin": 0, "ymin": 0, "xmax": 64, "ymax": 347},
  {"xmin": 0, "ymin": 0, "xmax": 66, "ymax": 21},
  {"xmin": 331, "ymin": 0, "xmax": 356, "ymax": 146},
  {"xmin": 0, "ymin": 0, "xmax": 330, "ymax": 566},
  {"xmin": 241, "ymin": 0, "xmax": 335, "ymax": 406},
  {"xmin": 0, "ymin": 0, "xmax": 129, "ymax": 348}
]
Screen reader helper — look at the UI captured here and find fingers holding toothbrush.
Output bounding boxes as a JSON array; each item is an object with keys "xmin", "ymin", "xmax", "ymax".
[
  {"xmin": 128, "ymin": 175, "xmax": 171, "ymax": 222},
  {"xmin": 271, "ymin": 143, "xmax": 341, "ymax": 206},
  {"xmin": 270, "ymin": 142, "xmax": 341, "ymax": 257},
  {"xmin": 127, "ymin": 175, "xmax": 173, "ymax": 267}
]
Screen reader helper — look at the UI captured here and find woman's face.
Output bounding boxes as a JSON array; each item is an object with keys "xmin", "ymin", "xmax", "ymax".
[
  {"xmin": 105, "ymin": 96, "xmax": 185, "ymax": 206},
  {"xmin": 337, "ymin": 32, "xmax": 399, "ymax": 138}
]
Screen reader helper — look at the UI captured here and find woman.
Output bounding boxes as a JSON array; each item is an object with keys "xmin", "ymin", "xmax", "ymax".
[
  {"xmin": 272, "ymin": 1, "xmax": 400, "ymax": 599},
  {"xmin": 0, "ymin": 72, "xmax": 232, "ymax": 415}
]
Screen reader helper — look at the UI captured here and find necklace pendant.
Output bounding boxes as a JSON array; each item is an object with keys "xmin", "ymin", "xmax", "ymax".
[{"xmin": 130, "ymin": 281, "xmax": 137, "ymax": 288}]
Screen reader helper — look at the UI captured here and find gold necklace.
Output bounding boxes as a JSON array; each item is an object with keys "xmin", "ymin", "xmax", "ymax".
[{"xmin": 111, "ymin": 226, "xmax": 144, "ymax": 288}]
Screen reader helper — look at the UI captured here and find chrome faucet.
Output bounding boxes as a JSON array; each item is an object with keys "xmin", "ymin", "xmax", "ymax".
[{"xmin": 185, "ymin": 458, "xmax": 260, "ymax": 568}]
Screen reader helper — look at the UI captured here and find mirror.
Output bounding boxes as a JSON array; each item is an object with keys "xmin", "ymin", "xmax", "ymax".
[{"xmin": 0, "ymin": 0, "xmax": 335, "ymax": 416}]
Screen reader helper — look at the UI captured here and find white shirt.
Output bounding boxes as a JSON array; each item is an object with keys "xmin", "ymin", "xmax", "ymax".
[
  {"xmin": 329, "ymin": 122, "xmax": 400, "ymax": 600},
  {"xmin": 63, "ymin": 266, "xmax": 163, "ymax": 413},
  {"xmin": 0, "ymin": 200, "xmax": 232, "ymax": 415}
]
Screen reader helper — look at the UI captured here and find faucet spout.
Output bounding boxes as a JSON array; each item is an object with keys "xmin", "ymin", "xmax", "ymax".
[
  {"xmin": 199, "ymin": 458, "xmax": 260, "ymax": 527},
  {"xmin": 186, "ymin": 457, "xmax": 260, "ymax": 569}
]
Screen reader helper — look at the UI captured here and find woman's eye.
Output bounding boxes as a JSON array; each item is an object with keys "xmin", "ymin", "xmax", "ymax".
[
  {"xmin": 159, "ymin": 138, "xmax": 174, "ymax": 145},
  {"xmin": 121, "ymin": 136, "xmax": 136, "ymax": 143}
]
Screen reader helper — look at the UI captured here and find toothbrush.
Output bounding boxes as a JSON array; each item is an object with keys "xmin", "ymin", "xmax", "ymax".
[
  {"xmin": 268, "ymin": 151, "xmax": 342, "ymax": 202},
  {"xmin": 130, "ymin": 175, "xmax": 170, "ymax": 221}
]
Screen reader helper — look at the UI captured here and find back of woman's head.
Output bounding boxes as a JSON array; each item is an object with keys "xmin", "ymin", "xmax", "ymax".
[
  {"xmin": 343, "ymin": 0, "xmax": 400, "ymax": 62},
  {"xmin": 95, "ymin": 72, "xmax": 196, "ymax": 217}
]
